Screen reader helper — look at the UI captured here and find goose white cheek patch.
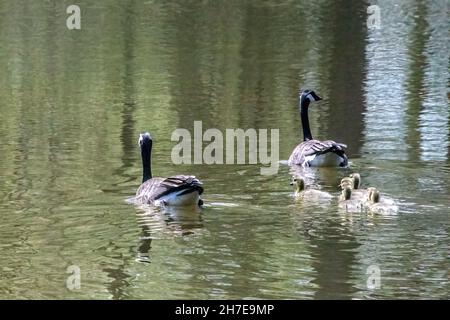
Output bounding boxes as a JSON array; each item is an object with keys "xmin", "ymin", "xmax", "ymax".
[{"xmin": 307, "ymin": 93, "xmax": 316, "ymax": 102}]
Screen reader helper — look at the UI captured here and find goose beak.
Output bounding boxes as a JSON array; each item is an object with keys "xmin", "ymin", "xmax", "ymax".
[{"xmin": 313, "ymin": 93, "xmax": 323, "ymax": 101}]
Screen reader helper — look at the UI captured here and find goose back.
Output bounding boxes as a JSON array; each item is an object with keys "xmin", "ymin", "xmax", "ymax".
[
  {"xmin": 289, "ymin": 139, "xmax": 348, "ymax": 167},
  {"xmin": 135, "ymin": 175, "xmax": 203, "ymax": 206}
]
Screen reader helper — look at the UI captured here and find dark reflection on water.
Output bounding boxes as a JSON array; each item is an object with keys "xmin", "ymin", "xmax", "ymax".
[
  {"xmin": 119, "ymin": 1, "xmax": 138, "ymax": 173},
  {"xmin": 0, "ymin": 0, "xmax": 449, "ymax": 299},
  {"xmin": 310, "ymin": 218, "xmax": 359, "ymax": 300},
  {"xmin": 404, "ymin": 0, "xmax": 428, "ymax": 162}
]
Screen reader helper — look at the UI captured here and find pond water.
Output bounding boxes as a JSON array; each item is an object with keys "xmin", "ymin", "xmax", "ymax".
[{"xmin": 0, "ymin": 0, "xmax": 449, "ymax": 299}]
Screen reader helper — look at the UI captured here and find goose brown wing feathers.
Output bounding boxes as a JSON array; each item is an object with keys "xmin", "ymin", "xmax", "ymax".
[
  {"xmin": 135, "ymin": 175, "xmax": 203, "ymax": 204},
  {"xmin": 288, "ymin": 139, "xmax": 348, "ymax": 166}
]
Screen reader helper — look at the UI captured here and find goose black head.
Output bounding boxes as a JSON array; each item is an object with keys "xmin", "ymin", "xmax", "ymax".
[
  {"xmin": 139, "ymin": 132, "xmax": 152, "ymax": 147},
  {"xmin": 300, "ymin": 89, "xmax": 322, "ymax": 105}
]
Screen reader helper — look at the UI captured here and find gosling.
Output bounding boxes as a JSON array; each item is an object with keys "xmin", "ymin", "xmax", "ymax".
[
  {"xmin": 291, "ymin": 177, "xmax": 333, "ymax": 201},
  {"xmin": 339, "ymin": 173, "xmax": 370, "ymax": 201},
  {"xmin": 338, "ymin": 186, "xmax": 364, "ymax": 213},
  {"xmin": 365, "ymin": 187, "xmax": 399, "ymax": 215}
]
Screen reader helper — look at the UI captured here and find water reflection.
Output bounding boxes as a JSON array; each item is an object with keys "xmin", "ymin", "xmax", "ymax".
[
  {"xmin": 418, "ymin": 0, "xmax": 449, "ymax": 162},
  {"xmin": 310, "ymin": 218, "xmax": 359, "ymax": 300},
  {"xmin": 118, "ymin": 1, "xmax": 138, "ymax": 179},
  {"xmin": 135, "ymin": 205, "xmax": 204, "ymax": 263},
  {"xmin": 362, "ymin": 1, "xmax": 411, "ymax": 161},
  {"xmin": 404, "ymin": 0, "xmax": 429, "ymax": 162},
  {"xmin": 0, "ymin": 0, "xmax": 448, "ymax": 299},
  {"xmin": 362, "ymin": 0, "xmax": 449, "ymax": 163},
  {"xmin": 102, "ymin": 245, "xmax": 132, "ymax": 300},
  {"xmin": 136, "ymin": 223, "xmax": 152, "ymax": 264}
]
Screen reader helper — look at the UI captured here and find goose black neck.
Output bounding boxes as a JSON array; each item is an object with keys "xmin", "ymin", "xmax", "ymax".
[
  {"xmin": 141, "ymin": 140, "xmax": 152, "ymax": 183},
  {"xmin": 300, "ymin": 99, "xmax": 313, "ymax": 141}
]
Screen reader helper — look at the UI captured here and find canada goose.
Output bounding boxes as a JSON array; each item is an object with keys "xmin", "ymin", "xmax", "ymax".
[
  {"xmin": 338, "ymin": 186, "xmax": 363, "ymax": 213},
  {"xmin": 290, "ymin": 176, "xmax": 333, "ymax": 200},
  {"xmin": 339, "ymin": 173, "xmax": 369, "ymax": 201},
  {"xmin": 288, "ymin": 90, "xmax": 348, "ymax": 167},
  {"xmin": 365, "ymin": 188, "xmax": 398, "ymax": 215},
  {"xmin": 135, "ymin": 132, "xmax": 204, "ymax": 207}
]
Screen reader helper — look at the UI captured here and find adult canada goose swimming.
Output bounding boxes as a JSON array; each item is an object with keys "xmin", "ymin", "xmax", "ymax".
[
  {"xmin": 365, "ymin": 187, "xmax": 398, "ymax": 215},
  {"xmin": 290, "ymin": 177, "xmax": 333, "ymax": 201},
  {"xmin": 339, "ymin": 173, "xmax": 369, "ymax": 201},
  {"xmin": 135, "ymin": 132, "xmax": 204, "ymax": 207},
  {"xmin": 288, "ymin": 90, "xmax": 348, "ymax": 167},
  {"xmin": 338, "ymin": 186, "xmax": 363, "ymax": 213}
]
